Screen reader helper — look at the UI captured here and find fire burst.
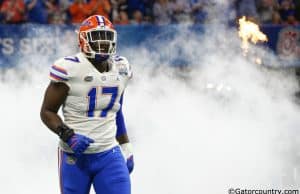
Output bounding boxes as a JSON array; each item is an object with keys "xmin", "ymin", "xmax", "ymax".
[{"xmin": 238, "ymin": 16, "xmax": 268, "ymax": 55}]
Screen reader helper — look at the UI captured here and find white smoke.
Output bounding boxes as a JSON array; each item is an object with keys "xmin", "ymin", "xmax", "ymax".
[
  {"xmin": 126, "ymin": 25, "xmax": 300, "ymax": 193},
  {"xmin": 1, "ymin": 4, "xmax": 300, "ymax": 194}
]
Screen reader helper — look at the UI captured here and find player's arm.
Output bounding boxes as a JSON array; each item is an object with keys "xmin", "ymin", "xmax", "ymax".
[
  {"xmin": 116, "ymin": 94, "xmax": 129, "ymax": 144},
  {"xmin": 40, "ymin": 82, "xmax": 94, "ymax": 157},
  {"xmin": 116, "ymin": 93, "xmax": 134, "ymax": 173},
  {"xmin": 40, "ymin": 82, "xmax": 68, "ymax": 133}
]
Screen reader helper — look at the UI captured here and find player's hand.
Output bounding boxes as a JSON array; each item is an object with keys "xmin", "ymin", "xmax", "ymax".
[
  {"xmin": 57, "ymin": 124, "xmax": 94, "ymax": 157},
  {"xmin": 120, "ymin": 143, "xmax": 134, "ymax": 173},
  {"xmin": 67, "ymin": 133, "xmax": 94, "ymax": 157},
  {"xmin": 126, "ymin": 155, "xmax": 134, "ymax": 173}
]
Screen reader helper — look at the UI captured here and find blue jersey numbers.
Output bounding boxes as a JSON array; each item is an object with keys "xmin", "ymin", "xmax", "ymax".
[
  {"xmin": 87, "ymin": 86, "xmax": 118, "ymax": 118},
  {"xmin": 87, "ymin": 87, "xmax": 97, "ymax": 117}
]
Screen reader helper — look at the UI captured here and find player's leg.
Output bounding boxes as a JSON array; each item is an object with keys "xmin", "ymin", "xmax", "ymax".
[
  {"xmin": 92, "ymin": 147, "xmax": 131, "ymax": 194},
  {"xmin": 58, "ymin": 148, "xmax": 92, "ymax": 194}
]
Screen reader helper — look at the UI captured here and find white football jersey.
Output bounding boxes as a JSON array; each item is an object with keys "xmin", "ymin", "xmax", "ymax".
[{"xmin": 49, "ymin": 53, "xmax": 132, "ymax": 153}]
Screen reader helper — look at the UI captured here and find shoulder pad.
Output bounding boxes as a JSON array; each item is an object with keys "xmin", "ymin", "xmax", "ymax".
[{"xmin": 113, "ymin": 56, "xmax": 132, "ymax": 78}]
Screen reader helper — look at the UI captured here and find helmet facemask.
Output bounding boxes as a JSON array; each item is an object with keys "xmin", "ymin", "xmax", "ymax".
[{"xmin": 79, "ymin": 28, "xmax": 117, "ymax": 59}]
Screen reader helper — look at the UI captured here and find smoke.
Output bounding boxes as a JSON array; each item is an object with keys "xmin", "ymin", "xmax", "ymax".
[
  {"xmin": 1, "ymin": 5, "xmax": 300, "ymax": 194},
  {"xmin": 126, "ymin": 25, "xmax": 300, "ymax": 193}
]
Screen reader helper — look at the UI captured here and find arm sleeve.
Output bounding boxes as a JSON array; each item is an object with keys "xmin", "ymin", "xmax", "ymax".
[{"xmin": 116, "ymin": 93, "xmax": 127, "ymax": 137}]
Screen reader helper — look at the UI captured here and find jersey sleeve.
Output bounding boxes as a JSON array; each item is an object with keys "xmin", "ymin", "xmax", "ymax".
[{"xmin": 49, "ymin": 59, "xmax": 71, "ymax": 87}]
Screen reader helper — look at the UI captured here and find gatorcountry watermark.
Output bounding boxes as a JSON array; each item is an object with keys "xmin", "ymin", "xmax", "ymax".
[{"xmin": 228, "ymin": 188, "xmax": 299, "ymax": 194}]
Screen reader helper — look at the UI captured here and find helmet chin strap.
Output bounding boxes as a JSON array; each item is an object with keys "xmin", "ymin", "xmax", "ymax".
[
  {"xmin": 82, "ymin": 50, "xmax": 110, "ymax": 62},
  {"xmin": 95, "ymin": 54, "xmax": 109, "ymax": 62}
]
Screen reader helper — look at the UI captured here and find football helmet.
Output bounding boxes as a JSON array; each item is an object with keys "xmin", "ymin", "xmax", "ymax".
[{"xmin": 78, "ymin": 15, "xmax": 117, "ymax": 59}]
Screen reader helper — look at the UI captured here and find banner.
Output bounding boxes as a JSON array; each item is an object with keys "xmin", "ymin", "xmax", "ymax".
[{"xmin": 0, "ymin": 24, "xmax": 299, "ymax": 67}]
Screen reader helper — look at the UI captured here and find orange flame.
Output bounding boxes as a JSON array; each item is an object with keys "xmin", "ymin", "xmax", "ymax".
[{"xmin": 238, "ymin": 16, "xmax": 268, "ymax": 55}]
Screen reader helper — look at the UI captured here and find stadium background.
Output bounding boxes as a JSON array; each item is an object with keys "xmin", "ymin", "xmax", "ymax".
[{"xmin": 1, "ymin": 0, "xmax": 300, "ymax": 194}]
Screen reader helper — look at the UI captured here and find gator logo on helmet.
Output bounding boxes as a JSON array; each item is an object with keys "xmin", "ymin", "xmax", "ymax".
[{"xmin": 81, "ymin": 20, "xmax": 92, "ymax": 27}]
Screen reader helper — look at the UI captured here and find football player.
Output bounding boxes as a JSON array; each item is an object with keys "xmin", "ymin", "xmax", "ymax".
[{"xmin": 40, "ymin": 15, "xmax": 133, "ymax": 194}]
